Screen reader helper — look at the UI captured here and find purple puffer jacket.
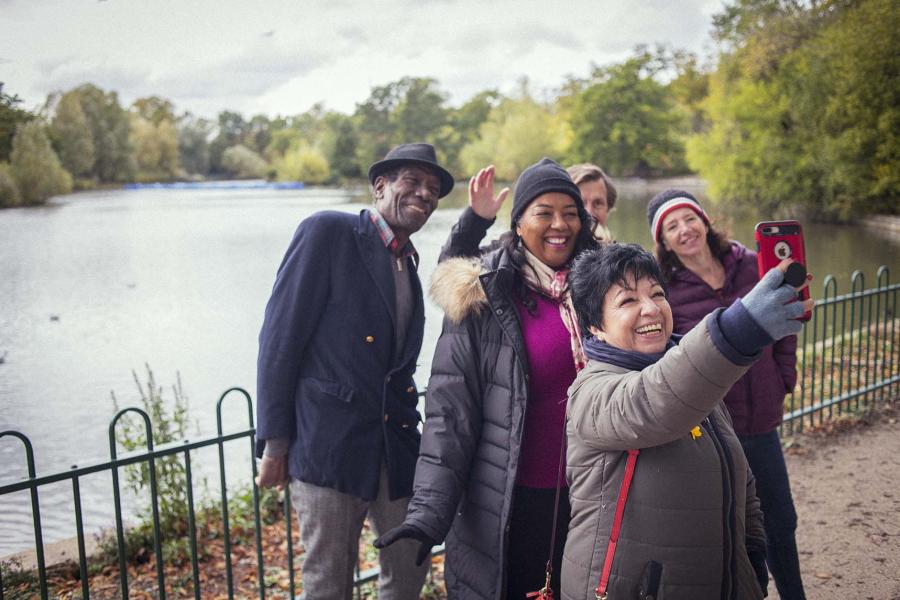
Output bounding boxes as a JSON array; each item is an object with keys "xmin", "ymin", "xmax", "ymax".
[{"xmin": 667, "ymin": 242, "xmax": 798, "ymax": 435}]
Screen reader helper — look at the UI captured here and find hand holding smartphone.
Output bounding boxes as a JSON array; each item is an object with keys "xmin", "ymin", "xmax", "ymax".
[{"xmin": 755, "ymin": 220, "xmax": 812, "ymax": 321}]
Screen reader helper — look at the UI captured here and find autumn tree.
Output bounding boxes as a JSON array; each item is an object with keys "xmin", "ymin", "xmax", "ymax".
[
  {"xmin": 688, "ymin": 0, "xmax": 898, "ymax": 218},
  {"xmin": 48, "ymin": 84, "xmax": 133, "ymax": 182},
  {"xmin": 130, "ymin": 97, "xmax": 180, "ymax": 181},
  {"xmin": 0, "ymin": 84, "xmax": 33, "ymax": 162},
  {"xmin": 0, "ymin": 162, "xmax": 21, "ymax": 207},
  {"xmin": 10, "ymin": 120, "xmax": 72, "ymax": 205},
  {"xmin": 49, "ymin": 91, "xmax": 95, "ymax": 178},
  {"xmin": 221, "ymin": 144, "xmax": 268, "ymax": 179}
]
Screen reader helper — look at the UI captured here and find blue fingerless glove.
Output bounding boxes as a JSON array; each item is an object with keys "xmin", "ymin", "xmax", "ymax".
[{"xmin": 740, "ymin": 268, "xmax": 805, "ymax": 341}]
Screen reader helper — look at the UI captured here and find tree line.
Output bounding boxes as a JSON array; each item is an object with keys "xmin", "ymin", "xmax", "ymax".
[{"xmin": 0, "ymin": 0, "xmax": 896, "ymax": 220}]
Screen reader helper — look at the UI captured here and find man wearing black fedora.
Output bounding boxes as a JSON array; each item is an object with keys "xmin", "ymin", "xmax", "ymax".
[{"xmin": 255, "ymin": 143, "xmax": 454, "ymax": 599}]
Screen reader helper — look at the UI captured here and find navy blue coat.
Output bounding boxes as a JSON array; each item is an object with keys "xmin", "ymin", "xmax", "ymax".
[{"xmin": 256, "ymin": 209, "xmax": 425, "ymax": 501}]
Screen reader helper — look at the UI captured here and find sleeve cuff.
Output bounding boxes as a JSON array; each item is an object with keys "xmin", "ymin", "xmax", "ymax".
[
  {"xmin": 459, "ymin": 206, "xmax": 495, "ymax": 233},
  {"xmin": 262, "ymin": 437, "xmax": 290, "ymax": 457},
  {"xmin": 708, "ymin": 303, "xmax": 769, "ymax": 365}
]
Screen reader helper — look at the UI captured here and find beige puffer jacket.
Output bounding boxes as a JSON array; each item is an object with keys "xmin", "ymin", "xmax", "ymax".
[{"xmin": 562, "ymin": 316, "xmax": 767, "ymax": 600}]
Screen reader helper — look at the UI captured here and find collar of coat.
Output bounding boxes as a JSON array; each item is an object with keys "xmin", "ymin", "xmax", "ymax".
[{"xmin": 430, "ymin": 249, "xmax": 513, "ymax": 325}]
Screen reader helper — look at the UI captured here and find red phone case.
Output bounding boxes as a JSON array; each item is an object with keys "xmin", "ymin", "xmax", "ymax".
[{"xmin": 755, "ymin": 220, "xmax": 811, "ymax": 321}]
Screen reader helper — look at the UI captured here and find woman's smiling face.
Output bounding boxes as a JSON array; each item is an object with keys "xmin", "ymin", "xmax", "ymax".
[
  {"xmin": 515, "ymin": 192, "xmax": 582, "ymax": 268},
  {"xmin": 593, "ymin": 273, "xmax": 673, "ymax": 354},
  {"xmin": 660, "ymin": 207, "xmax": 709, "ymax": 259}
]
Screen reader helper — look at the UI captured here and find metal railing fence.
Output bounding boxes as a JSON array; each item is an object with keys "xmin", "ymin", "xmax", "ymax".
[
  {"xmin": 1, "ymin": 266, "xmax": 896, "ymax": 599},
  {"xmin": 1, "ymin": 388, "xmax": 440, "ymax": 600},
  {"xmin": 783, "ymin": 266, "xmax": 898, "ymax": 434}
]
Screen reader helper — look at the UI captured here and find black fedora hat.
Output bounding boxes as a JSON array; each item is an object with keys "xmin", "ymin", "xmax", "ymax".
[{"xmin": 367, "ymin": 143, "xmax": 455, "ymax": 198}]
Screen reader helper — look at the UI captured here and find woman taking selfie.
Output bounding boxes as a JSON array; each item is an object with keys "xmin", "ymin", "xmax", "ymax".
[
  {"xmin": 647, "ymin": 190, "xmax": 806, "ymax": 599},
  {"xmin": 376, "ymin": 158, "xmax": 597, "ymax": 599},
  {"xmin": 562, "ymin": 243, "xmax": 813, "ymax": 599}
]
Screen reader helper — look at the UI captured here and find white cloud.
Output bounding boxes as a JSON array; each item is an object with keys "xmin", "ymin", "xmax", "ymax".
[{"xmin": 0, "ymin": 0, "xmax": 720, "ymax": 117}]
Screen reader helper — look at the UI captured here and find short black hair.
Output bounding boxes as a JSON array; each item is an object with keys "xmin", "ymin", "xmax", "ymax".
[{"xmin": 570, "ymin": 243, "xmax": 667, "ymax": 336}]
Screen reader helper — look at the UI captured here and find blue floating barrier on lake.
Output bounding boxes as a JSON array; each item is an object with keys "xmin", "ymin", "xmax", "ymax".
[{"xmin": 123, "ymin": 180, "xmax": 305, "ymax": 190}]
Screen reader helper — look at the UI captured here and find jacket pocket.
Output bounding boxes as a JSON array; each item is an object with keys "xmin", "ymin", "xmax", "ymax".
[{"xmin": 297, "ymin": 376, "xmax": 355, "ymax": 403}]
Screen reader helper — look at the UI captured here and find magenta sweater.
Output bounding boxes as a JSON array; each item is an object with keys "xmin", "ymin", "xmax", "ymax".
[{"xmin": 514, "ymin": 292, "xmax": 576, "ymax": 488}]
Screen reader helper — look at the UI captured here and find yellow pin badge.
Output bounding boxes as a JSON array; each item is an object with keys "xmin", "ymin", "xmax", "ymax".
[{"xmin": 690, "ymin": 425, "xmax": 703, "ymax": 440}]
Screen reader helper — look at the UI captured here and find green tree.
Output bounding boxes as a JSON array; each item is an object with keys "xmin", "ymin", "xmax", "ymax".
[
  {"xmin": 440, "ymin": 90, "xmax": 500, "ymax": 177},
  {"xmin": 221, "ymin": 144, "xmax": 268, "ymax": 179},
  {"xmin": 688, "ymin": 0, "xmax": 898, "ymax": 219},
  {"xmin": 75, "ymin": 84, "xmax": 133, "ymax": 182},
  {"xmin": 353, "ymin": 77, "xmax": 449, "ymax": 174},
  {"xmin": 176, "ymin": 113, "xmax": 212, "ymax": 176},
  {"xmin": 566, "ymin": 49, "xmax": 688, "ymax": 176},
  {"xmin": 209, "ymin": 111, "xmax": 248, "ymax": 174},
  {"xmin": 460, "ymin": 87, "xmax": 567, "ymax": 181},
  {"xmin": 130, "ymin": 113, "xmax": 180, "ymax": 182},
  {"xmin": 667, "ymin": 52, "xmax": 711, "ymax": 135},
  {"xmin": 131, "ymin": 96, "xmax": 176, "ymax": 126},
  {"xmin": 797, "ymin": 0, "xmax": 899, "ymax": 215},
  {"xmin": 10, "ymin": 120, "xmax": 73, "ymax": 205},
  {"xmin": 49, "ymin": 91, "xmax": 95, "ymax": 178},
  {"xmin": 0, "ymin": 84, "xmax": 33, "ymax": 162},
  {"xmin": 274, "ymin": 145, "xmax": 330, "ymax": 183},
  {"xmin": 48, "ymin": 84, "xmax": 134, "ymax": 182},
  {"xmin": 0, "ymin": 162, "xmax": 21, "ymax": 207},
  {"xmin": 129, "ymin": 96, "xmax": 179, "ymax": 181},
  {"xmin": 323, "ymin": 112, "xmax": 361, "ymax": 180},
  {"xmin": 244, "ymin": 114, "xmax": 273, "ymax": 156}
]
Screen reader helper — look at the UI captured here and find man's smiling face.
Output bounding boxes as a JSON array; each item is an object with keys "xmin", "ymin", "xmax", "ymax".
[{"xmin": 373, "ymin": 165, "xmax": 441, "ymax": 240}]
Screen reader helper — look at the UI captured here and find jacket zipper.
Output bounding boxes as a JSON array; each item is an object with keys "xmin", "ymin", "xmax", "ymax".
[
  {"xmin": 483, "ymin": 271, "xmax": 533, "ymax": 598},
  {"xmin": 705, "ymin": 413, "xmax": 739, "ymax": 599}
]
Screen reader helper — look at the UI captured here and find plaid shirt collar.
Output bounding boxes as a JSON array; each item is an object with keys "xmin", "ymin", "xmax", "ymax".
[{"xmin": 369, "ymin": 209, "xmax": 417, "ymax": 259}]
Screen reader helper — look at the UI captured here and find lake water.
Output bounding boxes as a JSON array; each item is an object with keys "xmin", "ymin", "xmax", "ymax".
[{"xmin": 1, "ymin": 181, "xmax": 897, "ymax": 556}]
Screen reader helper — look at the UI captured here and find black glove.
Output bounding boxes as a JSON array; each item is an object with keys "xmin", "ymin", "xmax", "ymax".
[
  {"xmin": 373, "ymin": 523, "xmax": 437, "ymax": 566},
  {"xmin": 748, "ymin": 546, "xmax": 769, "ymax": 597}
]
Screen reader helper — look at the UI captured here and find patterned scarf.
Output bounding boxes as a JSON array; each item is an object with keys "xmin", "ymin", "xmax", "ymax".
[{"xmin": 520, "ymin": 248, "xmax": 587, "ymax": 371}]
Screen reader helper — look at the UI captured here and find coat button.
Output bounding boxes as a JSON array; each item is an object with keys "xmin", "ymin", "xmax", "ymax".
[
  {"xmin": 407, "ymin": 386, "xmax": 415, "ymax": 393},
  {"xmin": 385, "ymin": 375, "xmax": 391, "ymax": 383},
  {"xmin": 365, "ymin": 335, "xmax": 374, "ymax": 343},
  {"xmin": 402, "ymin": 423, "xmax": 409, "ymax": 429},
  {"xmin": 495, "ymin": 308, "xmax": 503, "ymax": 315}
]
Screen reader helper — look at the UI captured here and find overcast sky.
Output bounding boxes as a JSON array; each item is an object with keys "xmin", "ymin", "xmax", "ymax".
[{"xmin": 1, "ymin": 0, "xmax": 723, "ymax": 119}]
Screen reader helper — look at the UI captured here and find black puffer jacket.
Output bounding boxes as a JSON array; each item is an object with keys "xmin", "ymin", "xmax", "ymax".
[{"xmin": 405, "ymin": 246, "xmax": 531, "ymax": 599}]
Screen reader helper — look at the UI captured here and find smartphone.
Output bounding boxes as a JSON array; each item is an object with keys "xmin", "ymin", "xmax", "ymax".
[{"xmin": 755, "ymin": 220, "xmax": 812, "ymax": 321}]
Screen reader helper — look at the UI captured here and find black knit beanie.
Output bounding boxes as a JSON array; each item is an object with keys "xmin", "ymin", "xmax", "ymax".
[
  {"xmin": 646, "ymin": 188, "xmax": 710, "ymax": 242},
  {"xmin": 510, "ymin": 158, "xmax": 585, "ymax": 227}
]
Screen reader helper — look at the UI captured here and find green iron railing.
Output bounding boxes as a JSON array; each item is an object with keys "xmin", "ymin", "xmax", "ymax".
[
  {"xmin": 1, "ymin": 388, "xmax": 439, "ymax": 600},
  {"xmin": 1, "ymin": 266, "xmax": 896, "ymax": 598},
  {"xmin": 783, "ymin": 266, "xmax": 898, "ymax": 434}
]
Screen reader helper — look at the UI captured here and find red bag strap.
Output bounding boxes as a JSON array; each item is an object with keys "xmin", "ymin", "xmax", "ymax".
[{"xmin": 594, "ymin": 449, "xmax": 640, "ymax": 600}]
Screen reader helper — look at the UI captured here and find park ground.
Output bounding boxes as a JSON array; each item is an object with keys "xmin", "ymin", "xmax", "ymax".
[{"xmin": 773, "ymin": 401, "xmax": 900, "ymax": 600}]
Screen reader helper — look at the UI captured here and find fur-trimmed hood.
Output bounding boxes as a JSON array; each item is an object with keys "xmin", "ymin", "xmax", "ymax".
[{"xmin": 429, "ymin": 257, "xmax": 488, "ymax": 325}]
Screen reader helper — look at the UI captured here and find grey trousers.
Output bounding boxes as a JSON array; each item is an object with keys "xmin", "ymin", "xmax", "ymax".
[{"xmin": 290, "ymin": 467, "xmax": 428, "ymax": 600}]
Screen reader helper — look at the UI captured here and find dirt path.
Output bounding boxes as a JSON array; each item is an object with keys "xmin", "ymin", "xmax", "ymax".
[{"xmin": 777, "ymin": 408, "xmax": 900, "ymax": 600}]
